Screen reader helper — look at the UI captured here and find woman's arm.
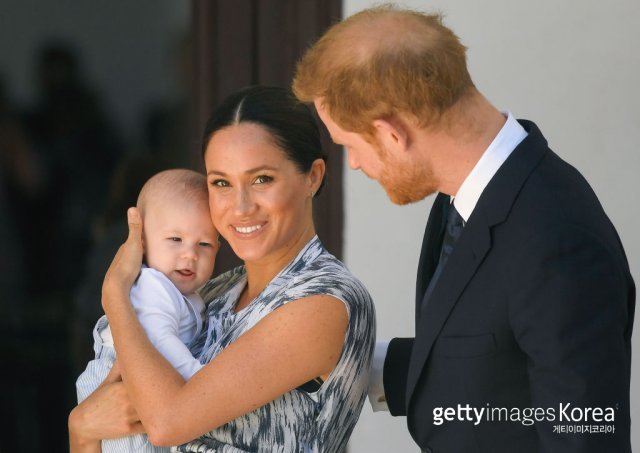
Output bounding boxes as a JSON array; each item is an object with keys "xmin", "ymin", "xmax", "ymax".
[
  {"xmin": 68, "ymin": 361, "xmax": 144, "ymax": 452},
  {"xmin": 103, "ymin": 209, "xmax": 349, "ymax": 447}
]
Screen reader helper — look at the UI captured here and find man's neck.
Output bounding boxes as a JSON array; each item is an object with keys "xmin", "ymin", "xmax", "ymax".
[{"xmin": 423, "ymin": 92, "xmax": 506, "ymax": 197}]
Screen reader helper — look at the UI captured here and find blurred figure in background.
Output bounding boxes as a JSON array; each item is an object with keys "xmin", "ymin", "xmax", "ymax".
[
  {"xmin": 0, "ymin": 70, "xmax": 54, "ymax": 451},
  {"xmin": 23, "ymin": 42, "xmax": 123, "ymax": 297},
  {"xmin": 0, "ymin": 42, "xmax": 124, "ymax": 452},
  {"xmin": 0, "ymin": 74, "xmax": 33, "ymax": 325},
  {"xmin": 145, "ymin": 33, "xmax": 195, "ymax": 169}
]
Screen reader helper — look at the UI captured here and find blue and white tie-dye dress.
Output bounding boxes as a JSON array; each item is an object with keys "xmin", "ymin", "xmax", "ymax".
[{"xmin": 172, "ymin": 236, "xmax": 375, "ymax": 453}]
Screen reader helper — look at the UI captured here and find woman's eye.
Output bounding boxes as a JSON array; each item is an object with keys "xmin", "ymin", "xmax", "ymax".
[
  {"xmin": 211, "ymin": 179, "xmax": 229, "ymax": 187},
  {"xmin": 254, "ymin": 175, "xmax": 273, "ymax": 184}
]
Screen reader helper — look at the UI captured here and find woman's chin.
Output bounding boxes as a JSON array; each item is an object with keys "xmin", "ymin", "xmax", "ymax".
[{"xmin": 228, "ymin": 243, "xmax": 265, "ymax": 264}]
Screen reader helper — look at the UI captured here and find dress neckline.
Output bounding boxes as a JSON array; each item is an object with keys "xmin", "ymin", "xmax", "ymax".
[{"xmin": 229, "ymin": 235, "xmax": 323, "ymax": 315}]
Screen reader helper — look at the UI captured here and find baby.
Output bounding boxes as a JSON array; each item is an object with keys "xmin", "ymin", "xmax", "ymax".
[{"xmin": 76, "ymin": 169, "xmax": 218, "ymax": 452}]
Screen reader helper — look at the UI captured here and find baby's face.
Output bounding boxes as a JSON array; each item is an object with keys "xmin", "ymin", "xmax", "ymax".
[{"xmin": 143, "ymin": 198, "xmax": 218, "ymax": 294}]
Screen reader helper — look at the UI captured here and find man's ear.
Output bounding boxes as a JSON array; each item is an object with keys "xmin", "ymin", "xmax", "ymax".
[{"xmin": 372, "ymin": 117, "xmax": 410, "ymax": 153}]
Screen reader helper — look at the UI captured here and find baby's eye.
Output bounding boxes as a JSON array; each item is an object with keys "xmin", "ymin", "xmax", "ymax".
[
  {"xmin": 168, "ymin": 237, "xmax": 182, "ymax": 242},
  {"xmin": 254, "ymin": 175, "xmax": 273, "ymax": 184},
  {"xmin": 199, "ymin": 241, "xmax": 212, "ymax": 247},
  {"xmin": 211, "ymin": 179, "xmax": 230, "ymax": 187}
]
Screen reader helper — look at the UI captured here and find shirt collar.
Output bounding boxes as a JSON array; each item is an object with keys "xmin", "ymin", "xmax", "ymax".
[{"xmin": 453, "ymin": 112, "xmax": 527, "ymax": 222}]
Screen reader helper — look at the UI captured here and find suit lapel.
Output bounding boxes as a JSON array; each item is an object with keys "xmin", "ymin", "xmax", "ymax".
[{"xmin": 405, "ymin": 120, "xmax": 550, "ymax": 409}]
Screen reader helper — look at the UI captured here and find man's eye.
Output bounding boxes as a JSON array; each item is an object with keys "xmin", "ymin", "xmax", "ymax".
[{"xmin": 254, "ymin": 175, "xmax": 273, "ymax": 184}]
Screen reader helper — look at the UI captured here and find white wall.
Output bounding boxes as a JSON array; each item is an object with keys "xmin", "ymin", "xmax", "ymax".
[{"xmin": 342, "ymin": 1, "xmax": 640, "ymax": 452}]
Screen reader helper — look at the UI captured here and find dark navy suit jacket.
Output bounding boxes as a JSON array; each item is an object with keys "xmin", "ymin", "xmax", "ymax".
[{"xmin": 383, "ymin": 120, "xmax": 635, "ymax": 452}]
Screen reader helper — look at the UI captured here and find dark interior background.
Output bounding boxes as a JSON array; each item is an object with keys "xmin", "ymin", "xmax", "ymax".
[{"xmin": 0, "ymin": 1, "xmax": 341, "ymax": 450}]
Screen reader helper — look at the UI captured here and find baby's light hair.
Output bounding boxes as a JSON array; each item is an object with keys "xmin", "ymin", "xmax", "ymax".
[{"xmin": 137, "ymin": 169, "xmax": 208, "ymax": 218}]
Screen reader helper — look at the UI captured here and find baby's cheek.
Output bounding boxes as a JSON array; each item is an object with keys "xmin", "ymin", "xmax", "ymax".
[{"xmin": 203, "ymin": 255, "xmax": 216, "ymax": 280}]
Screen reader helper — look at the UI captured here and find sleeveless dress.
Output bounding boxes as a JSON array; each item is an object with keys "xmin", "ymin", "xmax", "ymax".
[{"xmin": 172, "ymin": 236, "xmax": 375, "ymax": 453}]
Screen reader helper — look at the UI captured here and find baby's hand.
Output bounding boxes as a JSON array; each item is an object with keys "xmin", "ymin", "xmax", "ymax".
[{"xmin": 102, "ymin": 208, "xmax": 143, "ymax": 306}]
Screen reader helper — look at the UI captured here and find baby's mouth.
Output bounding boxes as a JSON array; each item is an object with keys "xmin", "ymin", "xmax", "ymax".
[{"xmin": 176, "ymin": 269, "xmax": 194, "ymax": 277}]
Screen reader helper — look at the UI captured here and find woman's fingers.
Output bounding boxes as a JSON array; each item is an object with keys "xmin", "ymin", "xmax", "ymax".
[
  {"xmin": 69, "ymin": 381, "xmax": 143, "ymax": 441},
  {"xmin": 119, "ymin": 207, "xmax": 143, "ymax": 275},
  {"xmin": 126, "ymin": 207, "xmax": 143, "ymax": 256},
  {"xmin": 128, "ymin": 421, "xmax": 146, "ymax": 436},
  {"xmin": 103, "ymin": 207, "xmax": 144, "ymax": 300}
]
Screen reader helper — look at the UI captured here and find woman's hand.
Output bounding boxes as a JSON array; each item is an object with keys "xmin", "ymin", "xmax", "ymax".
[
  {"xmin": 69, "ymin": 362, "xmax": 144, "ymax": 452},
  {"xmin": 102, "ymin": 208, "xmax": 144, "ymax": 310}
]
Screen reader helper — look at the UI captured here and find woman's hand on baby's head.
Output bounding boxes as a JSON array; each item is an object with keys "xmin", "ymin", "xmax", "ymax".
[{"xmin": 103, "ymin": 207, "xmax": 144, "ymax": 303}]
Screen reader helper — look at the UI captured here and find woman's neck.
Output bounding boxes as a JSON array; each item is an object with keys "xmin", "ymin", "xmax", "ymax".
[{"xmin": 235, "ymin": 226, "xmax": 316, "ymax": 312}]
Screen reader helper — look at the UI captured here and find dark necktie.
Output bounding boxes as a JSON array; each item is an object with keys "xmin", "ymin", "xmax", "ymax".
[{"xmin": 421, "ymin": 203, "xmax": 464, "ymax": 312}]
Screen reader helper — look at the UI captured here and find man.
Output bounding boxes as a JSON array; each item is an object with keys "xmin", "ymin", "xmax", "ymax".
[{"xmin": 293, "ymin": 5, "xmax": 634, "ymax": 452}]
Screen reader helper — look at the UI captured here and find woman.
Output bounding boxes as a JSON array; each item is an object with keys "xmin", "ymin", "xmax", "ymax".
[{"xmin": 69, "ymin": 86, "xmax": 375, "ymax": 452}]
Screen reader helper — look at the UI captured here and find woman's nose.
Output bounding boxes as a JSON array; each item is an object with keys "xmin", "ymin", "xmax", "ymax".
[{"xmin": 233, "ymin": 187, "xmax": 256, "ymax": 216}]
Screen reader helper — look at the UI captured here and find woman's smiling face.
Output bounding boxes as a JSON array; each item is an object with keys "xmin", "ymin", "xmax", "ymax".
[{"xmin": 204, "ymin": 122, "xmax": 317, "ymax": 266}]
